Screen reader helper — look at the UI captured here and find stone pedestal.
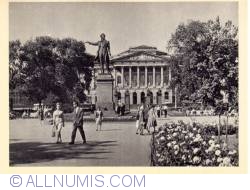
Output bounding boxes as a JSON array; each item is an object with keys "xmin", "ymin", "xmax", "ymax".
[{"xmin": 96, "ymin": 73, "xmax": 115, "ymax": 114}]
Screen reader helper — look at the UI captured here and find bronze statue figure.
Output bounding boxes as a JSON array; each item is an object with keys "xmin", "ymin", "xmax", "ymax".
[{"xmin": 86, "ymin": 33, "xmax": 111, "ymax": 74}]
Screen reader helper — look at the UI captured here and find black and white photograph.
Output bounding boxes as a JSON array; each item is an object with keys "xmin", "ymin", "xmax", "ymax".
[{"xmin": 9, "ymin": 2, "xmax": 239, "ymax": 167}]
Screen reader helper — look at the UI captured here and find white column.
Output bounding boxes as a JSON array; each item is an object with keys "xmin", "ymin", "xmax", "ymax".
[
  {"xmin": 129, "ymin": 67, "xmax": 132, "ymax": 87},
  {"xmin": 121, "ymin": 67, "xmax": 124, "ymax": 88},
  {"xmin": 137, "ymin": 67, "xmax": 140, "ymax": 88},
  {"xmin": 137, "ymin": 91, "xmax": 141, "ymax": 105},
  {"xmin": 161, "ymin": 66, "xmax": 164, "ymax": 87},
  {"xmin": 168, "ymin": 66, "xmax": 171, "ymax": 85},
  {"xmin": 153, "ymin": 66, "xmax": 156, "ymax": 87},
  {"xmin": 153, "ymin": 91, "xmax": 157, "ymax": 104},
  {"xmin": 130, "ymin": 91, "xmax": 133, "ymax": 105},
  {"xmin": 145, "ymin": 67, "xmax": 148, "ymax": 87},
  {"xmin": 162, "ymin": 89, "xmax": 165, "ymax": 104},
  {"xmin": 121, "ymin": 90, "xmax": 125, "ymax": 104}
]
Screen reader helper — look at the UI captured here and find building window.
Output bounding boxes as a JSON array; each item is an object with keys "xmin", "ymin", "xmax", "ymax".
[
  {"xmin": 163, "ymin": 67, "xmax": 169, "ymax": 85},
  {"xmin": 165, "ymin": 92, "xmax": 169, "ymax": 100},
  {"xmin": 132, "ymin": 67, "xmax": 137, "ymax": 87},
  {"xmin": 124, "ymin": 68, "xmax": 129, "ymax": 86},
  {"xmin": 147, "ymin": 90, "xmax": 153, "ymax": 104},
  {"xmin": 139, "ymin": 67, "xmax": 145, "ymax": 86},
  {"xmin": 117, "ymin": 76, "xmax": 121, "ymax": 84},
  {"xmin": 155, "ymin": 67, "xmax": 161, "ymax": 86},
  {"xmin": 141, "ymin": 91, "xmax": 145, "ymax": 103},
  {"xmin": 133, "ymin": 92, "xmax": 137, "ymax": 104},
  {"xmin": 147, "ymin": 67, "xmax": 153, "ymax": 86},
  {"xmin": 117, "ymin": 92, "xmax": 121, "ymax": 100}
]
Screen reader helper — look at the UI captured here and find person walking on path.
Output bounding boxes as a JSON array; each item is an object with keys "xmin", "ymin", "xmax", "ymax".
[
  {"xmin": 69, "ymin": 101, "xmax": 86, "ymax": 144},
  {"xmin": 38, "ymin": 104, "xmax": 44, "ymax": 127},
  {"xmin": 136, "ymin": 105, "xmax": 145, "ymax": 135},
  {"xmin": 163, "ymin": 105, "xmax": 168, "ymax": 118},
  {"xmin": 52, "ymin": 102, "xmax": 64, "ymax": 144},
  {"xmin": 143, "ymin": 104, "xmax": 150, "ymax": 134},
  {"xmin": 156, "ymin": 105, "xmax": 161, "ymax": 118},
  {"xmin": 95, "ymin": 107, "xmax": 103, "ymax": 131},
  {"xmin": 147, "ymin": 106, "xmax": 157, "ymax": 134}
]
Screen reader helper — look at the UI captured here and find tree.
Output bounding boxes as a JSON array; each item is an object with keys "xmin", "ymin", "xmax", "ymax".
[
  {"xmin": 9, "ymin": 40, "xmax": 24, "ymax": 90},
  {"xmin": 10, "ymin": 36, "xmax": 94, "ymax": 105},
  {"xmin": 168, "ymin": 17, "xmax": 238, "ymax": 109}
]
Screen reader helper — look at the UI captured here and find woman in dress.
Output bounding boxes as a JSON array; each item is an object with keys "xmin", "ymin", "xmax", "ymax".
[
  {"xmin": 52, "ymin": 102, "xmax": 64, "ymax": 143},
  {"xmin": 136, "ymin": 105, "xmax": 145, "ymax": 135},
  {"xmin": 147, "ymin": 106, "xmax": 157, "ymax": 134},
  {"xmin": 95, "ymin": 107, "xmax": 103, "ymax": 131}
]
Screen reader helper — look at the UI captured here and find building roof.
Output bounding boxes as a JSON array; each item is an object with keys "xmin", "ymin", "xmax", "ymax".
[{"xmin": 111, "ymin": 45, "xmax": 169, "ymax": 62}]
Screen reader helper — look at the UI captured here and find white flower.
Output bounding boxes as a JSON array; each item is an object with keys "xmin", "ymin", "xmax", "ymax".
[
  {"xmin": 208, "ymin": 146, "xmax": 214, "ymax": 152},
  {"xmin": 215, "ymin": 150, "xmax": 221, "ymax": 156},
  {"xmin": 189, "ymin": 133, "xmax": 194, "ymax": 138},
  {"xmin": 205, "ymin": 159, "xmax": 212, "ymax": 165},
  {"xmin": 182, "ymin": 155, "xmax": 186, "ymax": 160},
  {"xmin": 202, "ymin": 141, "xmax": 206, "ymax": 146},
  {"xmin": 174, "ymin": 145, "xmax": 179, "ymax": 150},
  {"xmin": 215, "ymin": 144, "xmax": 220, "ymax": 148},
  {"xmin": 173, "ymin": 132, "xmax": 178, "ymax": 137},
  {"xmin": 211, "ymin": 135, "xmax": 216, "ymax": 139},
  {"xmin": 174, "ymin": 150, "xmax": 179, "ymax": 155},
  {"xmin": 172, "ymin": 141, "xmax": 177, "ymax": 145},
  {"xmin": 217, "ymin": 157, "xmax": 223, "ymax": 163},
  {"xmin": 159, "ymin": 136, "xmax": 166, "ymax": 144},
  {"xmin": 193, "ymin": 156, "xmax": 201, "ymax": 164},
  {"xmin": 219, "ymin": 163, "xmax": 224, "ymax": 166},
  {"xmin": 209, "ymin": 139, "xmax": 215, "ymax": 145},
  {"xmin": 223, "ymin": 157, "xmax": 231, "ymax": 166},
  {"xmin": 228, "ymin": 150, "xmax": 237, "ymax": 155},
  {"xmin": 196, "ymin": 134, "xmax": 201, "ymax": 138},
  {"xmin": 167, "ymin": 142, "xmax": 172, "ymax": 147},
  {"xmin": 185, "ymin": 135, "xmax": 189, "ymax": 140},
  {"xmin": 180, "ymin": 142, "xmax": 185, "ymax": 146},
  {"xmin": 193, "ymin": 127, "xmax": 197, "ymax": 131},
  {"xmin": 193, "ymin": 148, "xmax": 200, "ymax": 155},
  {"xmin": 158, "ymin": 157, "xmax": 165, "ymax": 163},
  {"xmin": 193, "ymin": 138, "xmax": 199, "ymax": 142}
]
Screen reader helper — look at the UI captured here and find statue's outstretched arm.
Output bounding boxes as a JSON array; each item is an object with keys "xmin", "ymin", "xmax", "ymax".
[{"xmin": 85, "ymin": 41, "xmax": 98, "ymax": 46}]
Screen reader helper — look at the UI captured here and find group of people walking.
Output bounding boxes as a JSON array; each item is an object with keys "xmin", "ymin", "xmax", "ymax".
[
  {"xmin": 136, "ymin": 104, "xmax": 157, "ymax": 135},
  {"xmin": 155, "ymin": 105, "xmax": 168, "ymax": 118},
  {"xmin": 44, "ymin": 100, "xmax": 159, "ymax": 143},
  {"xmin": 52, "ymin": 101, "xmax": 87, "ymax": 144},
  {"xmin": 51, "ymin": 101, "xmax": 104, "ymax": 144}
]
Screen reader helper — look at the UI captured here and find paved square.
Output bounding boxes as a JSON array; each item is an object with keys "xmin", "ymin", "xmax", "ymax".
[{"xmin": 10, "ymin": 119, "xmax": 151, "ymax": 166}]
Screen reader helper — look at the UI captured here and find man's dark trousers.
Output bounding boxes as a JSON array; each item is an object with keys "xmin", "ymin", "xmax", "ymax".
[{"xmin": 71, "ymin": 124, "xmax": 86, "ymax": 143}]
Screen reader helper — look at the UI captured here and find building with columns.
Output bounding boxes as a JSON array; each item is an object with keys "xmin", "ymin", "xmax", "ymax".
[{"xmin": 89, "ymin": 45, "xmax": 173, "ymax": 110}]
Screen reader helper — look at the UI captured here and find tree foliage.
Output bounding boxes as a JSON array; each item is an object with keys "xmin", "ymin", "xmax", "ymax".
[
  {"xmin": 9, "ymin": 36, "xmax": 94, "ymax": 104},
  {"xmin": 168, "ymin": 17, "xmax": 238, "ymax": 109}
]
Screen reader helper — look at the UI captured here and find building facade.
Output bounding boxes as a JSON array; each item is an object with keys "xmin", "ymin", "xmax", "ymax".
[{"xmin": 89, "ymin": 45, "xmax": 173, "ymax": 110}]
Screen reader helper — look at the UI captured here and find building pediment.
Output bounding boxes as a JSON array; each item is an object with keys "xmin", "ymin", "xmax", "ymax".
[{"xmin": 111, "ymin": 51, "xmax": 169, "ymax": 62}]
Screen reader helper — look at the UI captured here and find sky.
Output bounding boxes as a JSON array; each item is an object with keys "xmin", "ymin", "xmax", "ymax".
[{"xmin": 9, "ymin": 2, "xmax": 238, "ymax": 55}]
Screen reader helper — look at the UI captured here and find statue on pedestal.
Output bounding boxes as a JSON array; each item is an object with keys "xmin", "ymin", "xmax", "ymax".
[{"xmin": 85, "ymin": 33, "xmax": 111, "ymax": 74}]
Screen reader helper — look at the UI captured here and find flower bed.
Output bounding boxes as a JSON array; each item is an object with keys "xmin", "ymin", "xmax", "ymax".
[{"xmin": 151, "ymin": 121, "xmax": 238, "ymax": 166}]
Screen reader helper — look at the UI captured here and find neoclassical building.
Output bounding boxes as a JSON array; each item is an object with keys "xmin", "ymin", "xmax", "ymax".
[{"xmin": 89, "ymin": 45, "xmax": 173, "ymax": 110}]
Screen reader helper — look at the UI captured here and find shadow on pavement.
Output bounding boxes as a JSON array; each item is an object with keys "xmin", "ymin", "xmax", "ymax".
[{"xmin": 9, "ymin": 140, "xmax": 117, "ymax": 166}]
